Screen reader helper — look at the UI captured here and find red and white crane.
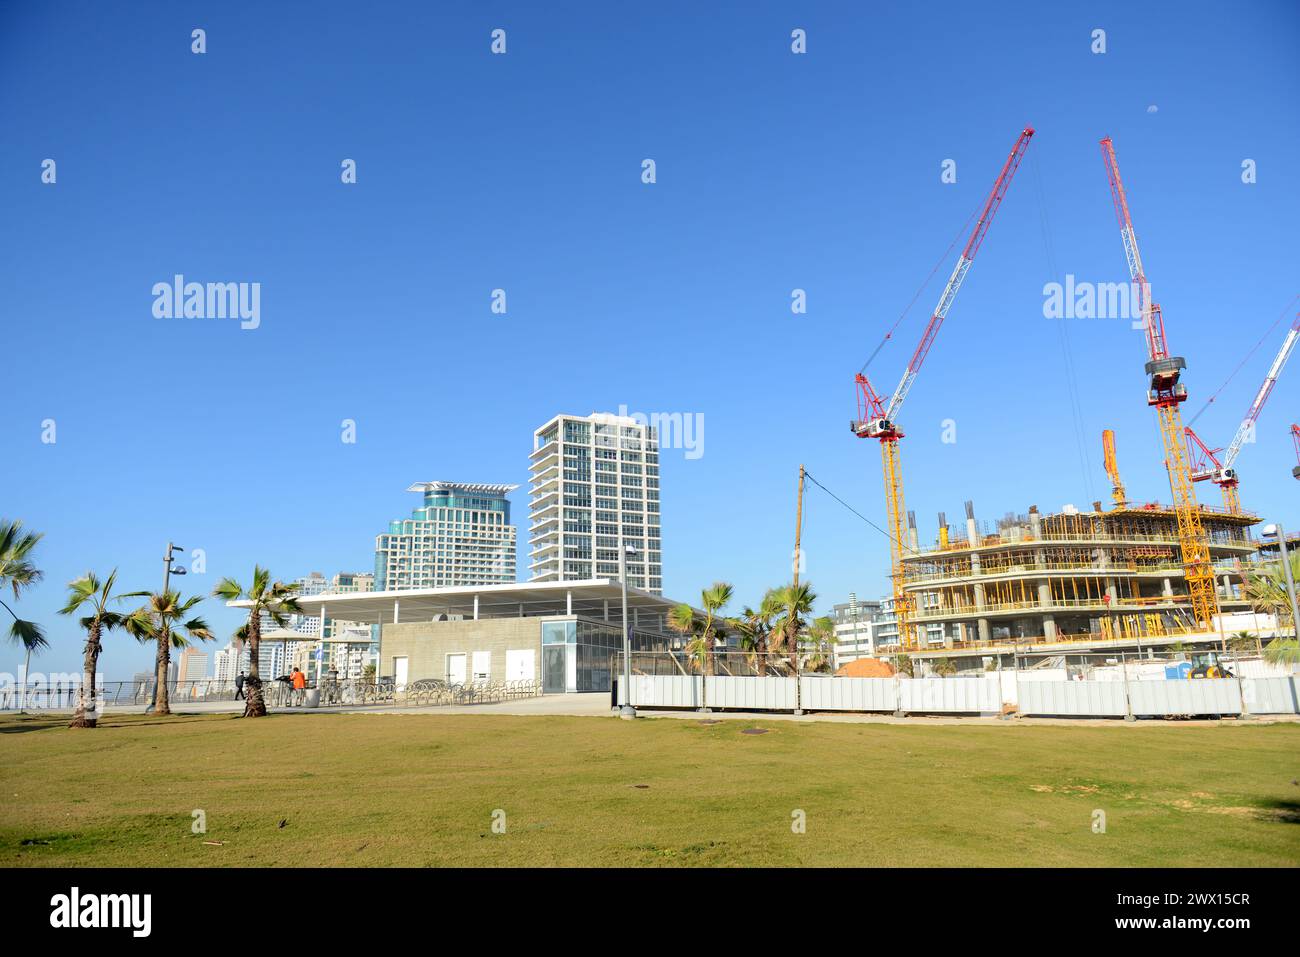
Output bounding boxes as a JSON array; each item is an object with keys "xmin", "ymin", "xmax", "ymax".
[
  {"xmin": 1292, "ymin": 423, "xmax": 1300, "ymax": 480},
  {"xmin": 1099, "ymin": 136, "xmax": 1218, "ymax": 631},
  {"xmin": 851, "ymin": 127, "xmax": 1033, "ymax": 648},
  {"xmin": 1185, "ymin": 312, "xmax": 1300, "ymax": 511}
]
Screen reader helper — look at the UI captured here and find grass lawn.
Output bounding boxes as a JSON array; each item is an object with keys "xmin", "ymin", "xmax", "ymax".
[{"xmin": 2, "ymin": 711, "xmax": 1298, "ymax": 867}]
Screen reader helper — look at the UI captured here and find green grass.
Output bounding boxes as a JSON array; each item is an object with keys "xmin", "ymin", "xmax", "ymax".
[{"xmin": 2, "ymin": 711, "xmax": 1298, "ymax": 866}]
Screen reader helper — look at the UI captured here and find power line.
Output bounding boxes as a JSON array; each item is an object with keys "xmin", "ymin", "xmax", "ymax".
[{"xmin": 802, "ymin": 468, "xmax": 993, "ymax": 597}]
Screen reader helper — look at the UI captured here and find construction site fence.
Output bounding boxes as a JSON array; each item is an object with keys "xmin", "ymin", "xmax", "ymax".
[
  {"xmin": 620, "ymin": 673, "xmax": 1300, "ymax": 718},
  {"xmin": 614, "ymin": 650, "xmax": 830, "ymax": 679}
]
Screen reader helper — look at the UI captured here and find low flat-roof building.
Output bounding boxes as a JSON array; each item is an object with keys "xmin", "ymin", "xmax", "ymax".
[{"xmin": 230, "ymin": 580, "xmax": 694, "ymax": 693}]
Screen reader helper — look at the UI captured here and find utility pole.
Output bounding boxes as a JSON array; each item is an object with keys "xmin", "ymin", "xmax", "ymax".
[
  {"xmin": 793, "ymin": 464, "xmax": 805, "ymax": 587},
  {"xmin": 792, "ymin": 464, "xmax": 806, "ymax": 716}
]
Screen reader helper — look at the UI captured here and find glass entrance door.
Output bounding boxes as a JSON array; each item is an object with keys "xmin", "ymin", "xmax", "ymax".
[{"xmin": 543, "ymin": 645, "xmax": 567, "ymax": 694}]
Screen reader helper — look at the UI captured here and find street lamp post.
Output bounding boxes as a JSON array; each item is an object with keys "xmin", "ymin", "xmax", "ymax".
[
  {"xmin": 618, "ymin": 542, "xmax": 637, "ymax": 719},
  {"xmin": 1262, "ymin": 524, "xmax": 1300, "ymax": 670},
  {"xmin": 147, "ymin": 541, "xmax": 186, "ymax": 713}
]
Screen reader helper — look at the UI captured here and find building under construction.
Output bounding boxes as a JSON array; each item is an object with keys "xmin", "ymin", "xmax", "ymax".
[
  {"xmin": 847, "ymin": 129, "xmax": 1292, "ymax": 664},
  {"xmin": 899, "ymin": 500, "xmax": 1258, "ymax": 656}
]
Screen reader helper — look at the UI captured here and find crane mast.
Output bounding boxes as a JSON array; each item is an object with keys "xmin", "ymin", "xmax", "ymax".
[
  {"xmin": 1099, "ymin": 136, "xmax": 1219, "ymax": 631},
  {"xmin": 852, "ymin": 127, "xmax": 1034, "ymax": 649},
  {"xmin": 1102, "ymin": 429, "xmax": 1127, "ymax": 507},
  {"xmin": 1185, "ymin": 313, "xmax": 1299, "ymax": 512}
]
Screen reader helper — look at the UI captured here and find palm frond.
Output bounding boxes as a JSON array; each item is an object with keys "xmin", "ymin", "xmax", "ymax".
[
  {"xmin": 212, "ymin": 577, "xmax": 244, "ymax": 601},
  {"xmin": 667, "ymin": 603, "xmax": 696, "ymax": 635},
  {"xmin": 0, "ymin": 518, "xmax": 44, "ymax": 598},
  {"xmin": 7, "ymin": 616, "xmax": 47, "ymax": 651}
]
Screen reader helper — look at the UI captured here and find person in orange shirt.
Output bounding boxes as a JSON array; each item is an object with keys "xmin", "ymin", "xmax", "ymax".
[{"xmin": 291, "ymin": 667, "xmax": 306, "ymax": 705}]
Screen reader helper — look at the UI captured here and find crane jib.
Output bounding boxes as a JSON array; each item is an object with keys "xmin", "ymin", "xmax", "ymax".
[
  {"xmin": 878, "ymin": 127, "xmax": 1033, "ymax": 425},
  {"xmin": 1220, "ymin": 320, "xmax": 1300, "ymax": 471}
]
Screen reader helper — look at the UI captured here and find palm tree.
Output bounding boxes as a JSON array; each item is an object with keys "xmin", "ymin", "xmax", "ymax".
[
  {"xmin": 1264, "ymin": 637, "xmax": 1299, "ymax": 668},
  {"xmin": 769, "ymin": 582, "xmax": 817, "ymax": 714},
  {"xmin": 668, "ymin": 582, "xmax": 733, "ymax": 711},
  {"xmin": 770, "ymin": 582, "xmax": 817, "ymax": 674},
  {"xmin": 0, "ymin": 520, "xmax": 47, "ymax": 675},
  {"xmin": 1228, "ymin": 630, "xmax": 1260, "ymax": 656},
  {"xmin": 802, "ymin": 615, "xmax": 838, "ymax": 672},
  {"xmin": 728, "ymin": 590, "xmax": 780, "ymax": 676},
  {"xmin": 124, "ymin": 590, "xmax": 213, "ymax": 716},
  {"xmin": 59, "ymin": 570, "xmax": 145, "ymax": 728},
  {"xmin": 669, "ymin": 582, "xmax": 733, "ymax": 677},
  {"xmin": 1245, "ymin": 553, "xmax": 1300, "ymax": 632},
  {"xmin": 932, "ymin": 657, "xmax": 957, "ymax": 677},
  {"xmin": 213, "ymin": 567, "xmax": 302, "ymax": 717}
]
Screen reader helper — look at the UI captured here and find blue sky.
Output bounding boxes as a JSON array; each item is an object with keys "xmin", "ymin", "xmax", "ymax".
[{"xmin": 2, "ymin": 0, "xmax": 1297, "ymax": 679}]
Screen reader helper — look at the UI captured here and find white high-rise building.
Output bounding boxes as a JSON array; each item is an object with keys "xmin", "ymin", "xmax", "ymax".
[
  {"xmin": 258, "ymin": 641, "xmax": 287, "ymax": 680},
  {"xmin": 375, "ymin": 483, "xmax": 518, "ymax": 589},
  {"xmin": 831, "ymin": 593, "xmax": 881, "ymax": 668},
  {"xmin": 529, "ymin": 412, "xmax": 662, "ymax": 594},
  {"xmin": 213, "ymin": 643, "xmax": 241, "ymax": 683}
]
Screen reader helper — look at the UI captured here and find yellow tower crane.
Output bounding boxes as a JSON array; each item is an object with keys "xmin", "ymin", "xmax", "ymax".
[
  {"xmin": 1099, "ymin": 137, "xmax": 1219, "ymax": 631},
  {"xmin": 852, "ymin": 128, "xmax": 1034, "ymax": 649}
]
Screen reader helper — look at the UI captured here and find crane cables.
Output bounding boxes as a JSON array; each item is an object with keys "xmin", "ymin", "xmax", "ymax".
[
  {"xmin": 1186, "ymin": 292, "xmax": 1300, "ymax": 429},
  {"xmin": 1032, "ymin": 148, "xmax": 1096, "ymax": 502},
  {"xmin": 857, "ymin": 201, "xmax": 980, "ymax": 377}
]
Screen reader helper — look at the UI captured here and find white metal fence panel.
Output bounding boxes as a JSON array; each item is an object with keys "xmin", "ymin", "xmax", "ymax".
[
  {"xmin": 800, "ymin": 676, "xmax": 897, "ymax": 712},
  {"xmin": 706, "ymin": 676, "xmax": 796, "ymax": 710},
  {"xmin": 630, "ymin": 675, "xmax": 701, "ymax": 709},
  {"xmin": 1242, "ymin": 677, "xmax": 1300, "ymax": 714},
  {"xmin": 628, "ymin": 673, "xmax": 1300, "ymax": 717},
  {"xmin": 900, "ymin": 677, "xmax": 1001, "ymax": 713},
  {"xmin": 1020, "ymin": 681, "xmax": 1128, "ymax": 716},
  {"xmin": 1129, "ymin": 680, "xmax": 1241, "ymax": 716}
]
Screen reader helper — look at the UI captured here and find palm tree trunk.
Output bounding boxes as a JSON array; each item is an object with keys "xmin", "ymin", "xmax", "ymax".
[
  {"xmin": 154, "ymin": 627, "xmax": 171, "ymax": 716},
  {"xmin": 244, "ymin": 614, "xmax": 267, "ymax": 717},
  {"xmin": 70, "ymin": 621, "xmax": 101, "ymax": 728}
]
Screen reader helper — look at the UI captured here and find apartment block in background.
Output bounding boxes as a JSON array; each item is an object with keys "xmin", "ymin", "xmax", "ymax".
[{"xmin": 529, "ymin": 412, "xmax": 662, "ymax": 594}]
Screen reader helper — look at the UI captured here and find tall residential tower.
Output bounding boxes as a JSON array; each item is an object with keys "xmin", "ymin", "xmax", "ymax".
[
  {"xmin": 529, "ymin": 412, "xmax": 662, "ymax": 593},
  {"xmin": 375, "ymin": 482, "xmax": 518, "ymax": 590}
]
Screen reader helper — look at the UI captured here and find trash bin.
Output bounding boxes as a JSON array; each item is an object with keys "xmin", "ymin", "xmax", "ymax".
[{"xmin": 303, "ymin": 688, "xmax": 320, "ymax": 709}]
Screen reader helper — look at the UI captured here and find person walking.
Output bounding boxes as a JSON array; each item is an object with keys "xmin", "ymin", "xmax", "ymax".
[
  {"xmin": 234, "ymin": 671, "xmax": 246, "ymax": 701},
  {"xmin": 291, "ymin": 666, "xmax": 306, "ymax": 706}
]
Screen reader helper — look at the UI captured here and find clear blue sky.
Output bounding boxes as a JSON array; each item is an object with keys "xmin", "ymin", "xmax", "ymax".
[{"xmin": 2, "ymin": 1, "xmax": 1297, "ymax": 680}]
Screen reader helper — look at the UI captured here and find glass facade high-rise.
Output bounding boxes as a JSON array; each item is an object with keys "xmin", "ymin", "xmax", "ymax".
[
  {"xmin": 529, "ymin": 413, "xmax": 662, "ymax": 594},
  {"xmin": 375, "ymin": 482, "xmax": 518, "ymax": 590}
]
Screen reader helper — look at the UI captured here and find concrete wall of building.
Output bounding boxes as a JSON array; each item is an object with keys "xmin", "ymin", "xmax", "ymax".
[{"xmin": 379, "ymin": 617, "xmax": 543, "ymax": 683}]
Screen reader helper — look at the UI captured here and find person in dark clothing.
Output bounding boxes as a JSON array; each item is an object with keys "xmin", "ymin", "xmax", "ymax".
[{"xmin": 234, "ymin": 671, "xmax": 246, "ymax": 701}]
